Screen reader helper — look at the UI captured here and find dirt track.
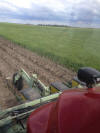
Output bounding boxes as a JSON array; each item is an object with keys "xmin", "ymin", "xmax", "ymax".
[{"xmin": 0, "ymin": 37, "xmax": 75, "ymax": 109}]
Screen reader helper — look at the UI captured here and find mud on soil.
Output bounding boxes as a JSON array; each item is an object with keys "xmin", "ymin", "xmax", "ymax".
[{"xmin": 0, "ymin": 37, "xmax": 75, "ymax": 109}]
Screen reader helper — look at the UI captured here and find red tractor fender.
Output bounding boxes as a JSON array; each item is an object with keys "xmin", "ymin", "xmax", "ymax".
[{"xmin": 27, "ymin": 88, "xmax": 100, "ymax": 133}]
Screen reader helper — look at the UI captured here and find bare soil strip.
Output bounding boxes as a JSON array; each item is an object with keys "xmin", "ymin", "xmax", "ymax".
[{"xmin": 0, "ymin": 37, "xmax": 75, "ymax": 109}]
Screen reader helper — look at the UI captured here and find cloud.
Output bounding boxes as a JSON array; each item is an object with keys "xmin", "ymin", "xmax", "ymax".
[{"xmin": 0, "ymin": 0, "xmax": 100, "ymax": 27}]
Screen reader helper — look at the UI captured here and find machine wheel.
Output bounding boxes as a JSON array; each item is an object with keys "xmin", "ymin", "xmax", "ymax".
[{"xmin": 12, "ymin": 73, "xmax": 23, "ymax": 90}]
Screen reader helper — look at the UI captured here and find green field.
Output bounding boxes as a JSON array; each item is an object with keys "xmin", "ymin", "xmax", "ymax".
[{"xmin": 0, "ymin": 22, "xmax": 100, "ymax": 71}]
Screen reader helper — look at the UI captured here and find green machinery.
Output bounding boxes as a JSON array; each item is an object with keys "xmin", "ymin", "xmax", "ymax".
[
  {"xmin": 11, "ymin": 68, "xmax": 86, "ymax": 102},
  {"xmin": 0, "ymin": 68, "xmax": 88, "ymax": 133},
  {"xmin": 10, "ymin": 69, "xmax": 73, "ymax": 102},
  {"xmin": 0, "ymin": 92, "xmax": 61, "ymax": 133}
]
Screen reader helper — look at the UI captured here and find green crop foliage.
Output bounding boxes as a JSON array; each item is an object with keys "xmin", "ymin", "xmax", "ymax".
[{"xmin": 0, "ymin": 22, "xmax": 100, "ymax": 71}]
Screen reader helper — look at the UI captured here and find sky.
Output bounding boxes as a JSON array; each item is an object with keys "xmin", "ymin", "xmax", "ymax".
[{"xmin": 0, "ymin": 0, "xmax": 100, "ymax": 27}]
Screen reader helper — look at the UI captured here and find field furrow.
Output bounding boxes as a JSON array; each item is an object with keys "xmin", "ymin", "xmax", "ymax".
[{"xmin": 0, "ymin": 37, "xmax": 75, "ymax": 109}]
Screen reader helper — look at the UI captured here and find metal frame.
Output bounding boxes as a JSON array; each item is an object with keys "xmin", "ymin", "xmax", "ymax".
[{"xmin": 0, "ymin": 92, "xmax": 61, "ymax": 127}]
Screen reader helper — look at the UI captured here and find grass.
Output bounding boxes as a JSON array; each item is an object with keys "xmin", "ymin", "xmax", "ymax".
[{"xmin": 0, "ymin": 22, "xmax": 100, "ymax": 71}]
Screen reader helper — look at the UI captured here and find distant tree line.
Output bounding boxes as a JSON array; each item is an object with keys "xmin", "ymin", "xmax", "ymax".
[{"xmin": 38, "ymin": 24, "xmax": 71, "ymax": 27}]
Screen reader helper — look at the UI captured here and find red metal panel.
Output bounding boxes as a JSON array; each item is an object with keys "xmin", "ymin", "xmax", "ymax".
[
  {"xmin": 27, "ymin": 88, "xmax": 100, "ymax": 133},
  {"xmin": 27, "ymin": 102, "xmax": 55, "ymax": 133}
]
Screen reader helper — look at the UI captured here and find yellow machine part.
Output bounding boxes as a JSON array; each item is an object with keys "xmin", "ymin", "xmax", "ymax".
[
  {"xmin": 72, "ymin": 80, "xmax": 79, "ymax": 87},
  {"xmin": 19, "ymin": 93, "xmax": 27, "ymax": 101},
  {"xmin": 50, "ymin": 82, "xmax": 69, "ymax": 94},
  {"xmin": 21, "ymin": 94, "xmax": 27, "ymax": 101},
  {"xmin": 50, "ymin": 86, "xmax": 59, "ymax": 94}
]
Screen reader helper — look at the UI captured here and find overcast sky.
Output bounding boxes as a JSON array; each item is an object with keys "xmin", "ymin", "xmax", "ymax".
[{"xmin": 0, "ymin": 0, "xmax": 100, "ymax": 27}]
